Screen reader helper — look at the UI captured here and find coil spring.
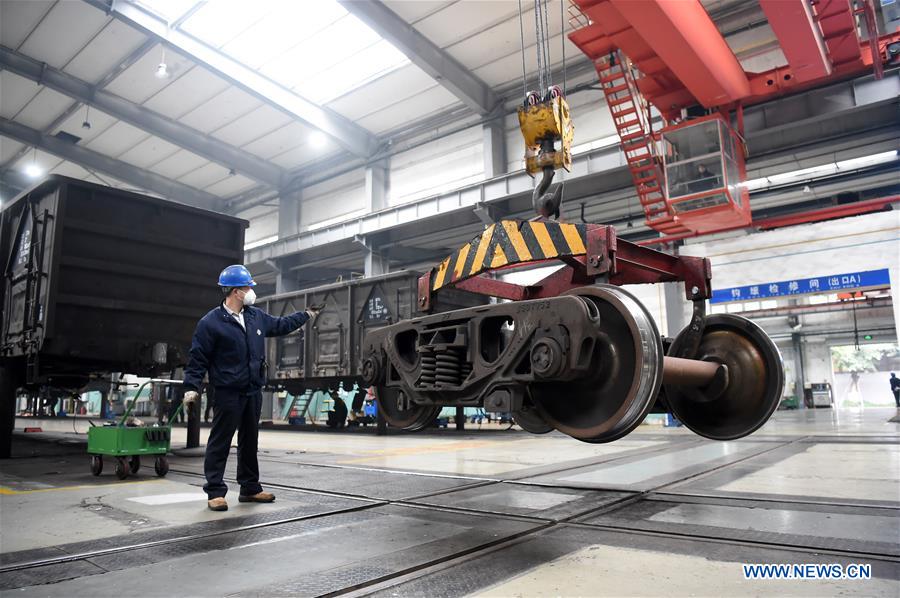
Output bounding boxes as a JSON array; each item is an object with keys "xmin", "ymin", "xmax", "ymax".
[
  {"xmin": 460, "ymin": 361, "xmax": 472, "ymax": 381},
  {"xmin": 418, "ymin": 347, "xmax": 469, "ymax": 387},
  {"xmin": 419, "ymin": 347, "xmax": 436, "ymax": 386},
  {"xmin": 435, "ymin": 348, "xmax": 466, "ymax": 387}
]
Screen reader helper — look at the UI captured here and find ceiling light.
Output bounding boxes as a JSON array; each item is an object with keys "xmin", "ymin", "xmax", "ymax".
[
  {"xmin": 154, "ymin": 44, "xmax": 170, "ymax": 79},
  {"xmin": 25, "ymin": 163, "xmax": 43, "ymax": 179},
  {"xmin": 309, "ymin": 131, "xmax": 328, "ymax": 148}
]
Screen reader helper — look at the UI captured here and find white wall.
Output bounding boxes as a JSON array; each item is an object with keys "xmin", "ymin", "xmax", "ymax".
[
  {"xmin": 802, "ymin": 340, "xmax": 834, "ymax": 386},
  {"xmin": 300, "ymin": 167, "xmax": 366, "ymax": 229},
  {"xmin": 243, "ymin": 83, "xmax": 627, "ymax": 246},
  {"xmin": 389, "ymin": 125, "xmax": 484, "ymax": 205},
  {"xmin": 237, "ymin": 203, "xmax": 278, "ymax": 247},
  {"xmin": 682, "ymin": 210, "xmax": 900, "ymax": 289},
  {"xmin": 682, "ymin": 210, "xmax": 900, "ymax": 339}
]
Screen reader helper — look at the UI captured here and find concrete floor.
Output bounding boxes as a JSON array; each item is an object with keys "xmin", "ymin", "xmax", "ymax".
[{"xmin": 1, "ymin": 408, "xmax": 898, "ymax": 597}]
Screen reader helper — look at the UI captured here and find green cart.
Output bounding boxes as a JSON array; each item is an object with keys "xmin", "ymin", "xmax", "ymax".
[{"xmin": 87, "ymin": 379, "xmax": 185, "ymax": 480}]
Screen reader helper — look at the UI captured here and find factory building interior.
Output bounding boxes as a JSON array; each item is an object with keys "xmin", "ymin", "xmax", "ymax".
[{"xmin": 0, "ymin": 0, "xmax": 898, "ymax": 596}]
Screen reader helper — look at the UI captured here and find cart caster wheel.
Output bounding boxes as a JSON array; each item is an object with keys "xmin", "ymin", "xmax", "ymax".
[
  {"xmin": 90, "ymin": 455, "xmax": 103, "ymax": 476},
  {"xmin": 115, "ymin": 457, "xmax": 129, "ymax": 480},
  {"xmin": 154, "ymin": 456, "xmax": 169, "ymax": 477},
  {"xmin": 129, "ymin": 455, "xmax": 141, "ymax": 475}
]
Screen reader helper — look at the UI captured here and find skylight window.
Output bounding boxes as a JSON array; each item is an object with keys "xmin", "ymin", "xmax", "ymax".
[
  {"xmin": 135, "ymin": 0, "xmax": 201, "ymax": 23},
  {"xmin": 180, "ymin": 0, "xmax": 274, "ymax": 48},
  {"xmin": 171, "ymin": 0, "xmax": 409, "ymax": 103},
  {"xmin": 294, "ymin": 39, "xmax": 410, "ymax": 103}
]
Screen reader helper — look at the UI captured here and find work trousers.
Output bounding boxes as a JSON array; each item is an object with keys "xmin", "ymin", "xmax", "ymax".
[{"xmin": 203, "ymin": 388, "xmax": 263, "ymax": 499}]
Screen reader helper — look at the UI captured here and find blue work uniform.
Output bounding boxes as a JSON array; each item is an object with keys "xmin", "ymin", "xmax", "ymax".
[{"xmin": 184, "ymin": 304, "xmax": 309, "ymax": 499}]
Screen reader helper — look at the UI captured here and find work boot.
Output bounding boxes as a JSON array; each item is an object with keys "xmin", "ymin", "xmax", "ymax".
[
  {"xmin": 207, "ymin": 497, "xmax": 228, "ymax": 511},
  {"xmin": 238, "ymin": 491, "xmax": 275, "ymax": 503}
]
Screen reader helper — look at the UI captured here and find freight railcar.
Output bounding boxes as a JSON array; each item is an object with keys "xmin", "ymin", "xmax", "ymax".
[
  {"xmin": 0, "ymin": 176, "xmax": 247, "ymax": 456},
  {"xmin": 258, "ymin": 271, "xmax": 486, "ymax": 396}
]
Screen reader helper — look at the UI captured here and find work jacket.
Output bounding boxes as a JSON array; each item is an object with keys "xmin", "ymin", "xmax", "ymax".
[{"xmin": 183, "ymin": 304, "xmax": 309, "ymax": 392}]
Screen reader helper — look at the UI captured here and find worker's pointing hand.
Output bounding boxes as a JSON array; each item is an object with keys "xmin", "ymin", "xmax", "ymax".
[
  {"xmin": 184, "ymin": 390, "xmax": 200, "ymax": 404},
  {"xmin": 305, "ymin": 304, "xmax": 322, "ymax": 318}
]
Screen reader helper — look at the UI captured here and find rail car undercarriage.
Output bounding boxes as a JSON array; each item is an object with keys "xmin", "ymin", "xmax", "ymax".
[{"xmin": 361, "ymin": 220, "xmax": 784, "ymax": 443}]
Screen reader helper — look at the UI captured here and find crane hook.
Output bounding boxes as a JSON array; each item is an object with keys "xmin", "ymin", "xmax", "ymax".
[{"xmin": 533, "ymin": 166, "xmax": 562, "ymax": 219}]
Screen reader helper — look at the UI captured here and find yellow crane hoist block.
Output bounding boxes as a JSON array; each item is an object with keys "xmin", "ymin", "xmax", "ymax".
[{"xmin": 517, "ymin": 95, "xmax": 574, "ymax": 176}]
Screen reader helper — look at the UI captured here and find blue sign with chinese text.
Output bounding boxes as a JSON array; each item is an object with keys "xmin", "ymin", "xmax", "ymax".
[{"xmin": 711, "ymin": 269, "xmax": 891, "ymax": 304}]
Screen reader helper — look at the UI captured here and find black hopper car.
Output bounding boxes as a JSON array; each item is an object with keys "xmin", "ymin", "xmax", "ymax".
[
  {"xmin": 0, "ymin": 176, "xmax": 247, "ymax": 457},
  {"xmin": 258, "ymin": 271, "xmax": 486, "ymax": 397}
]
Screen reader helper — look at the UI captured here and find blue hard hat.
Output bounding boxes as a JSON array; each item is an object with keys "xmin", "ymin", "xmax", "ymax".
[{"xmin": 218, "ymin": 265, "xmax": 256, "ymax": 287}]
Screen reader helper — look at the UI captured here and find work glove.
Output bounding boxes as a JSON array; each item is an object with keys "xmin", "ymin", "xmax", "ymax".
[
  {"xmin": 184, "ymin": 390, "xmax": 200, "ymax": 404},
  {"xmin": 305, "ymin": 305, "xmax": 322, "ymax": 318}
]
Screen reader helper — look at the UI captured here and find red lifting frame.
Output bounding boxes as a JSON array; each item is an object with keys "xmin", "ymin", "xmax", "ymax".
[{"xmin": 418, "ymin": 224, "xmax": 712, "ymax": 312}]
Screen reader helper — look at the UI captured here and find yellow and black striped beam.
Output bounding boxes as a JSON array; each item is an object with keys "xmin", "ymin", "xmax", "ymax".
[{"xmin": 431, "ymin": 220, "xmax": 589, "ymax": 291}]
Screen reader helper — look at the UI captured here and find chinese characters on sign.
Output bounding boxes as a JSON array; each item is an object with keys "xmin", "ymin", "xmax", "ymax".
[{"xmin": 711, "ymin": 269, "xmax": 891, "ymax": 304}]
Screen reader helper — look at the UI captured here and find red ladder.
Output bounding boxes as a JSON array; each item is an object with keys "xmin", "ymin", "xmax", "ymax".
[{"xmin": 594, "ymin": 53, "xmax": 689, "ymax": 235}]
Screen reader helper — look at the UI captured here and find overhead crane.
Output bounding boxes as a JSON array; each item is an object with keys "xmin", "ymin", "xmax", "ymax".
[
  {"xmin": 568, "ymin": 0, "xmax": 899, "ymax": 235},
  {"xmin": 360, "ymin": 0, "xmax": 898, "ymax": 442}
]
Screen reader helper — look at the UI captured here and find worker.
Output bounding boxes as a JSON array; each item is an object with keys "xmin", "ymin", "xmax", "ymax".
[
  {"xmin": 890, "ymin": 373, "xmax": 900, "ymax": 408},
  {"xmin": 326, "ymin": 390, "xmax": 348, "ymax": 429},
  {"xmin": 688, "ymin": 163, "xmax": 719, "ymax": 193},
  {"xmin": 182, "ymin": 265, "xmax": 319, "ymax": 512}
]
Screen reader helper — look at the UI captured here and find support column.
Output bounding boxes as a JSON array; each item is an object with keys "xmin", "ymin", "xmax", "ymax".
[
  {"xmin": 276, "ymin": 187, "xmax": 302, "ymax": 293},
  {"xmin": 278, "ymin": 188, "xmax": 301, "ymax": 239},
  {"xmin": 455, "ymin": 406, "xmax": 465, "ymax": 431},
  {"xmin": 482, "ymin": 120, "xmax": 506, "ymax": 179},
  {"xmin": 791, "ymin": 331, "xmax": 806, "ymax": 409},
  {"xmin": 364, "ymin": 249, "xmax": 388, "ymax": 277},
  {"xmin": 186, "ymin": 396, "xmax": 200, "ymax": 448},
  {"xmin": 376, "ymin": 405, "xmax": 387, "ymax": 436},
  {"xmin": 153, "ymin": 383, "xmax": 165, "ymax": 425},
  {"xmin": 355, "ymin": 234, "xmax": 388, "ymax": 277},
  {"xmin": 890, "ymin": 267, "xmax": 900, "ymax": 342},
  {"xmin": 269, "ymin": 259, "xmax": 298, "ymax": 294},
  {"xmin": 361, "ymin": 159, "xmax": 389, "ymax": 278},
  {"xmin": 365, "ymin": 159, "xmax": 388, "ymax": 212},
  {"xmin": 0, "ymin": 363, "xmax": 22, "ymax": 459}
]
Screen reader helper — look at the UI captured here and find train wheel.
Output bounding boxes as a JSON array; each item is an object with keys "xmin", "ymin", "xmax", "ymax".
[
  {"xmin": 90, "ymin": 455, "xmax": 103, "ymax": 476},
  {"xmin": 374, "ymin": 387, "xmax": 440, "ymax": 431},
  {"xmin": 129, "ymin": 455, "xmax": 141, "ymax": 475},
  {"xmin": 666, "ymin": 314, "xmax": 783, "ymax": 440},
  {"xmin": 530, "ymin": 285, "xmax": 663, "ymax": 443},
  {"xmin": 115, "ymin": 457, "xmax": 129, "ymax": 480}
]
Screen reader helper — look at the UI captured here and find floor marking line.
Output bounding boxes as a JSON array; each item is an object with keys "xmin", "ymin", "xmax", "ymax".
[{"xmin": 0, "ymin": 479, "xmax": 166, "ymax": 495}]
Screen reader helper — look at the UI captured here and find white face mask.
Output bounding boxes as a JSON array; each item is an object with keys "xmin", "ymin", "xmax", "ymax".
[{"xmin": 240, "ymin": 288, "xmax": 256, "ymax": 306}]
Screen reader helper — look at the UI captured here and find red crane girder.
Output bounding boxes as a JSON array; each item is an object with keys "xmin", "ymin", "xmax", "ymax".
[{"xmin": 759, "ymin": 0, "xmax": 833, "ymax": 83}]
